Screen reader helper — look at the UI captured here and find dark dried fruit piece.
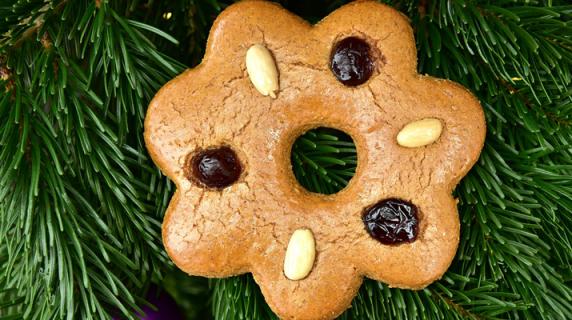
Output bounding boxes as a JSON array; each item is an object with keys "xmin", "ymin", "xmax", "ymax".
[
  {"xmin": 190, "ymin": 146, "xmax": 242, "ymax": 189},
  {"xmin": 363, "ymin": 198, "xmax": 419, "ymax": 245},
  {"xmin": 330, "ymin": 37, "xmax": 375, "ymax": 86}
]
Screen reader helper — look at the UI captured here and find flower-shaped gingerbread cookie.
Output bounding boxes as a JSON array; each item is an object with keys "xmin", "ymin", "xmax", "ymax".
[{"xmin": 144, "ymin": 1, "xmax": 486, "ymax": 319}]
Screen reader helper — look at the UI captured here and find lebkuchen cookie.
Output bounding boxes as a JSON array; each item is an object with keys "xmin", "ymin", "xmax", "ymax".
[{"xmin": 144, "ymin": 1, "xmax": 486, "ymax": 319}]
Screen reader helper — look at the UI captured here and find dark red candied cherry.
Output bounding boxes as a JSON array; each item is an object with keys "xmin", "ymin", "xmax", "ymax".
[
  {"xmin": 362, "ymin": 198, "xmax": 419, "ymax": 245},
  {"xmin": 189, "ymin": 146, "xmax": 242, "ymax": 189},
  {"xmin": 330, "ymin": 37, "xmax": 375, "ymax": 86}
]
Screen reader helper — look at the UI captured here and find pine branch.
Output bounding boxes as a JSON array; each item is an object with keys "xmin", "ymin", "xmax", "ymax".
[
  {"xmin": 1, "ymin": 0, "xmax": 571, "ymax": 320},
  {"xmin": 211, "ymin": 276, "xmax": 277, "ymax": 320},
  {"xmin": 292, "ymin": 128, "xmax": 357, "ymax": 195},
  {"xmin": 1, "ymin": 0, "xmax": 185, "ymax": 319},
  {"xmin": 415, "ymin": 1, "xmax": 572, "ymax": 318}
]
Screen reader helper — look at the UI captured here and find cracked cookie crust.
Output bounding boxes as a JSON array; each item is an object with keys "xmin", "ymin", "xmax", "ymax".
[{"xmin": 144, "ymin": 1, "xmax": 486, "ymax": 319}]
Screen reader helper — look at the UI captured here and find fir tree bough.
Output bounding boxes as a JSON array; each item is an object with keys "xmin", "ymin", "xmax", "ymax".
[{"xmin": 1, "ymin": 0, "xmax": 571, "ymax": 319}]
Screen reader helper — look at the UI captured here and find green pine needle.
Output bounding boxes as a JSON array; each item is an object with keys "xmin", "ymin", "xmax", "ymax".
[
  {"xmin": 291, "ymin": 127, "xmax": 357, "ymax": 195},
  {"xmin": 1, "ymin": 0, "xmax": 572, "ymax": 320}
]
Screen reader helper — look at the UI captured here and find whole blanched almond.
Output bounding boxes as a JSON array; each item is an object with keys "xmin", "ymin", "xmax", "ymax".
[
  {"xmin": 246, "ymin": 44, "xmax": 279, "ymax": 98},
  {"xmin": 397, "ymin": 118, "xmax": 443, "ymax": 148},
  {"xmin": 283, "ymin": 229, "xmax": 316, "ymax": 281}
]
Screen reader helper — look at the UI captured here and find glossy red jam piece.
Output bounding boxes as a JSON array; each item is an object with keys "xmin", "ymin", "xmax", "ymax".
[
  {"xmin": 362, "ymin": 198, "xmax": 419, "ymax": 245},
  {"xmin": 330, "ymin": 37, "xmax": 374, "ymax": 86},
  {"xmin": 190, "ymin": 146, "xmax": 241, "ymax": 189}
]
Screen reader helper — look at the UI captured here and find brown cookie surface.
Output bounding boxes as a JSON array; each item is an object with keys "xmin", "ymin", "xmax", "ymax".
[{"xmin": 144, "ymin": 1, "xmax": 486, "ymax": 319}]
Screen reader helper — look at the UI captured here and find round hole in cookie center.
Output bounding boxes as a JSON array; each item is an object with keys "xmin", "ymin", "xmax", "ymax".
[{"xmin": 290, "ymin": 127, "xmax": 357, "ymax": 195}]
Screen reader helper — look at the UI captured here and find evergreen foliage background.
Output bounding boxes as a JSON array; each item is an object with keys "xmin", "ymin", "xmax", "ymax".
[{"xmin": 0, "ymin": 0, "xmax": 571, "ymax": 319}]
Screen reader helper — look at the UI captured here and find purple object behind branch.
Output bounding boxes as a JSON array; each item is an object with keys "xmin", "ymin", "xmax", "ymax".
[{"xmin": 114, "ymin": 286, "xmax": 184, "ymax": 320}]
